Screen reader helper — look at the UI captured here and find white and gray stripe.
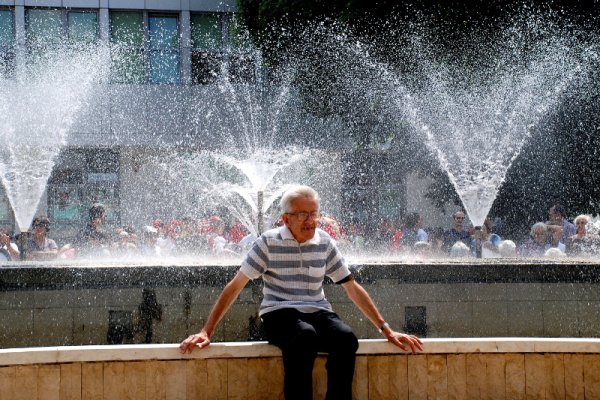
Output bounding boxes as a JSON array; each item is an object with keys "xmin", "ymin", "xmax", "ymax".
[{"xmin": 240, "ymin": 225, "xmax": 351, "ymax": 316}]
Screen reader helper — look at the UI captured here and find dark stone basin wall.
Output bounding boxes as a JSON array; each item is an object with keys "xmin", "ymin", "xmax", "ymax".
[{"xmin": 1, "ymin": 261, "xmax": 599, "ymax": 348}]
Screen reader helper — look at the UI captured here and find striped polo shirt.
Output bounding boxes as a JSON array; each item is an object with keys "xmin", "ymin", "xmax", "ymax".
[{"xmin": 240, "ymin": 225, "xmax": 351, "ymax": 316}]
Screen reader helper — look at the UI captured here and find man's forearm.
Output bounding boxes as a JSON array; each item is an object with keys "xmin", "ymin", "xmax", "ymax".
[
  {"xmin": 343, "ymin": 281, "xmax": 385, "ymax": 330},
  {"xmin": 201, "ymin": 271, "xmax": 249, "ymax": 337}
]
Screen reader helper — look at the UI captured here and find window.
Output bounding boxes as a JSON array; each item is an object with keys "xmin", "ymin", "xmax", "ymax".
[
  {"xmin": 110, "ymin": 11, "xmax": 145, "ymax": 83},
  {"xmin": 26, "ymin": 8, "xmax": 98, "ymax": 64},
  {"xmin": 110, "ymin": 11, "xmax": 180, "ymax": 84},
  {"xmin": 191, "ymin": 13, "xmax": 223, "ymax": 84},
  {"xmin": 148, "ymin": 15, "xmax": 180, "ymax": 84},
  {"xmin": 0, "ymin": 9, "xmax": 14, "ymax": 76},
  {"xmin": 68, "ymin": 11, "xmax": 98, "ymax": 46},
  {"xmin": 227, "ymin": 17, "xmax": 257, "ymax": 83}
]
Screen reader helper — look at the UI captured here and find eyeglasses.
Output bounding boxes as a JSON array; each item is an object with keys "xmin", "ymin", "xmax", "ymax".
[
  {"xmin": 454, "ymin": 217, "xmax": 465, "ymax": 220},
  {"xmin": 286, "ymin": 211, "xmax": 321, "ymax": 221}
]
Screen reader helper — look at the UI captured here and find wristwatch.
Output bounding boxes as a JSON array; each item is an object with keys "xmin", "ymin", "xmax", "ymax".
[{"xmin": 379, "ymin": 322, "xmax": 390, "ymax": 334}]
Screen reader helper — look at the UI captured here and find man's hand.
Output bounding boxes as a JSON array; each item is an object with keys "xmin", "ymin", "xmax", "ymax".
[
  {"xmin": 384, "ymin": 330, "xmax": 424, "ymax": 354},
  {"xmin": 179, "ymin": 331, "xmax": 210, "ymax": 354}
]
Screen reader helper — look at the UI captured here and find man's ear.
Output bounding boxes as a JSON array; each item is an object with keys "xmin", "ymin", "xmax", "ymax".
[{"xmin": 281, "ymin": 214, "xmax": 289, "ymax": 225}]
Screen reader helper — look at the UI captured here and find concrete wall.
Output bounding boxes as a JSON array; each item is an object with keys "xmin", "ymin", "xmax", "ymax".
[{"xmin": 1, "ymin": 262, "xmax": 599, "ymax": 348}]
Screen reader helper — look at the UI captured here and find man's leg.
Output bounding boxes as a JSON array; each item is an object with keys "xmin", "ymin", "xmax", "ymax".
[
  {"xmin": 313, "ymin": 311, "xmax": 359, "ymax": 400},
  {"xmin": 262, "ymin": 309, "xmax": 318, "ymax": 400}
]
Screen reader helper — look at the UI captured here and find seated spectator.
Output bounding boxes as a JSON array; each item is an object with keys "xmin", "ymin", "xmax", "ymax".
[
  {"xmin": 519, "ymin": 222, "xmax": 549, "ymax": 257},
  {"xmin": 474, "ymin": 218, "xmax": 502, "ymax": 258},
  {"xmin": 400, "ymin": 212, "xmax": 428, "ymax": 250},
  {"xmin": 547, "ymin": 204, "xmax": 576, "ymax": 244},
  {"xmin": 74, "ymin": 203, "xmax": 110, "ymax": 258},
  {"xmin": 498, "ymin": 240, "xmax": 517, "ymax": 257},
  {"xmin": 547, "ymin": 222, "xmax": 566, "ymax": 253},
  {"xmin": 0, "ymin": 228, "xmax": 19, "ymax": 261},
  {"xmin": 566, "ymin": 215, "xmax": 600, "ymax": 256},
  {"xmin": 113, "ymin": 226, "xmax": 139, "ymax": 257},
  {"xmin": 442, "ymin": 211, "xmax": 472, "ymax": 253},
  {"xmin": 140, "ymin": 226, "xmax": 161, "ymax": 257},
  {"xmin": 27, "ymin": 216, "xmax": 58, "ymax": 261},
  {"xmin": 345, "ymin": 222, "xmax": 366, "ymax": 251}
]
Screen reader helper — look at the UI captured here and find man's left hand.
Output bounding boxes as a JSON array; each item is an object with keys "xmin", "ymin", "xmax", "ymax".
[{"xmin": 385, "ymin": 331, "xmax": 424, "ymax": 354}]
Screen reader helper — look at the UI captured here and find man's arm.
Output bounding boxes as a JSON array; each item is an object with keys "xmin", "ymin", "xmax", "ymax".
[
  {"xmin": 342, "ymin": 279, "xmax": 423, "ymax": 353},
  {"xmin": 179, "ymin": 271, "xmax": 250, "ymax": 353}
]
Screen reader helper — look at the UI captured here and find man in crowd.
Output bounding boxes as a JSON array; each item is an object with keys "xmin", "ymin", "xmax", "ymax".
[
  {"xmin": 442, "ymin": 211, "xmax": 472, "ymax": 253},
  {"xmin": 180, "ymin": 185, "xmax": 423, "ymax": 400},
  {"xmin": 547, "ymin": 204, "xmax": 576, "ymax": 244}
]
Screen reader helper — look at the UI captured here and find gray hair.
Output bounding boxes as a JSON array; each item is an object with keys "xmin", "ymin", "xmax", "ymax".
[
  {"xmin": 574, "ymin": 214, "xmax": 590, "ymax": 225},
  {"xmin": 530, "ymin": 222, "xmax": 548, "ymax": 238},
  {"xmin": 280, "ymin": 185, "xmax": 320, "ymax": 214}
]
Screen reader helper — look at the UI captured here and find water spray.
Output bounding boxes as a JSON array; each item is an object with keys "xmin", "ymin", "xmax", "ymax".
[
  {"xmin": 257, "ymin": 190, "xmax": 264, "ymax": 236},
  {"xmin": 18, "ymin": 230, "xmax": 29, "ymax": 261},
  {"xmin": 473, "ymin": 226, "xmax": 483, "ymax": 259}
]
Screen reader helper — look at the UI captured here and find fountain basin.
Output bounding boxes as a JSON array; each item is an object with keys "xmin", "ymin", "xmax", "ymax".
[{"xmin": 1, "ymin": 261, "xmax": 600, "ymax": 348}]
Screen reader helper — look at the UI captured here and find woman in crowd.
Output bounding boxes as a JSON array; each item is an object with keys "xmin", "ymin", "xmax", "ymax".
[
  {"xmin": 566, "ymin": 215, "xmax": 600, "ymax": 256},
  {"xmin": 27, "ymin": 216, "xmax": 58, "ymax": 261}
]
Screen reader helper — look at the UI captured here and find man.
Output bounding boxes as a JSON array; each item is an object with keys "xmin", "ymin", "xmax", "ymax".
[
  {"xmin": 547, "ymin": 204, "xmax": 576, "ymax": 244},
  {"xmin": 441, "ymin": 211, "xmax": 472, "ymax": 253},
  {"xmin": 180, "ymin": 185, "xmax": 423, "ymax": 400},
  {"xmin": 27, "ymin": 216, "xmax": 59, "ymax": 260},
  {"xmin": 74, "ymin": 203, "xmax": 109, "ymax": 257}
]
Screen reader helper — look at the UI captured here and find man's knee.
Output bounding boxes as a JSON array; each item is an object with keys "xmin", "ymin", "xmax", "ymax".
[
  {"xmin": 330, "ymin": 329, "xmax": 359, "ymax": 354},
  {"xmin": 289, "ymin": 326, "xmax": 319, "ymax": 353}
]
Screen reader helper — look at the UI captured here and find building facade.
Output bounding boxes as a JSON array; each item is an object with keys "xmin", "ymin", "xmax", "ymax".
[{"xmin": 0, "ymin": 0, "xmax": 449, "ymax": 244}]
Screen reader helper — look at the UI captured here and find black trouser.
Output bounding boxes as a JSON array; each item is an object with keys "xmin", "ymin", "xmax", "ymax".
[{"xmin": 261, "ymin": 308, "xmax": 359, "ymax": 400}]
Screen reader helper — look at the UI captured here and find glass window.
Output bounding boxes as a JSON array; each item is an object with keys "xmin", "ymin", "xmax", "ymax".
[
  {"xmin": 68, "ymin": 11, "xmax": 98, "ymax": 45},
  {"xmin": 110, "ymin": 11, "xmax": 144, "ymax": 83},
  {"xmin": 0, "ymin": 10, "xmax": 14, "ymax": 77},
  {"xmin": 148, "ymin": 15, "xmax": 179, "ymax": 84},
  {"xmin": 0, "ymin": 10, "xmax": 14, "ymax": 46},
  {"xmin": 27, "ymin": 9, "xmax": 63, "ymax": 48},
  {"xmin": 111, "ymin": 11, "xmax": 143, "ymax": 46},
  {"xmin": 228, "ymin": 17, "xmax": 251, "ymax": 51},
  {"xmin": 191, "ymin": 51, "xmax": 221, "ymax": 84},
  {"xmin": 191, "ymin": 14, "xmax": 222, "ymax": 49},
  {"xmin": 191, "ymin": 14, "xmax": 223, "ymax": 85}
]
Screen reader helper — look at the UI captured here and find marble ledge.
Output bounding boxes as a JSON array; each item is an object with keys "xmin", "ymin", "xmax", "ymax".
[{"xmin": 1, "ymin": 338, "xmax": 600, "ymax": 367}]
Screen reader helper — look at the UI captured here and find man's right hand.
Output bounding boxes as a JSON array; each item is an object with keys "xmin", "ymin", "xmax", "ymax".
[{"xmin": 179, "ymin": 331, "xmax": 210, "ymax": 354}]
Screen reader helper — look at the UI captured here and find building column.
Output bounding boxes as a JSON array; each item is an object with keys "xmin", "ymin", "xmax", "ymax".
[
  {"xmin": 180, "ymin": 10, "xmax": 191, "ymax": 85},
  {"xmin": 13, "ymin": 5, "xmax": 25, "ymax": 79}
]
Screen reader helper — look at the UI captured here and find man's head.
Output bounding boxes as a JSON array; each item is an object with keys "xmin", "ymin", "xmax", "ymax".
[
  {"xmin": 280, "ymin": 185, "xmax": 320, "ymax": 243},
  {"xmin": 89, "ymin": 203, "xmax": 106, "ymax": 224},
  {"xmin": 32, "ymin": 216, "xmax": 50, "ymax": 233},
  {"xmin": 452, "ymin": 211, "xmax": 465, "ymax": 230},
  {"xmin": 404, "ymin": 212, "xmax": 422, "ymax": 230},
  {"xmin": 548, "ymin": 205, "xmax": 566, "ymax": 224}
]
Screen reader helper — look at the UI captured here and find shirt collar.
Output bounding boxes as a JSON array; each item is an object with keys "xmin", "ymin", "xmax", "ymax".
[{"xmin": 279, "ymin": 225, "xmax": 321, "ymax": 245}]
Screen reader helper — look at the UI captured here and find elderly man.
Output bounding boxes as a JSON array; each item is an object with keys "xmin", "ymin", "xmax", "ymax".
[
  {"xmin": 441, "ymin": 210, "xmax": 472, "ymax": 253},
  {"xmin": 180, "ymin": 185, "xmax": 423, "ymax": 400}
]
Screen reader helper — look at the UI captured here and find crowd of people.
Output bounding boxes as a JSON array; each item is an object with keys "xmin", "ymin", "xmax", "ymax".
[{"xmin": 0, "ymin": 202, "xmax": 599, "ymax": 262}]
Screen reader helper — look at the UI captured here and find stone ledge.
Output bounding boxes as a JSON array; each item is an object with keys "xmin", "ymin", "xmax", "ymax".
[{"xmin": 2, "ymin": 338, "xmax": 600, "ymax": 367}]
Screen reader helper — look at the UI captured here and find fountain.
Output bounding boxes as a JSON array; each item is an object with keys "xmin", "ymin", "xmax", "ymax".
[
  {"xmin": 0, "ymin": 45, "xmax": 108, "ymax": 243},
  {"xmin": 0, "ymin": 7, "xmax": 598, "ymax": 358}
]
